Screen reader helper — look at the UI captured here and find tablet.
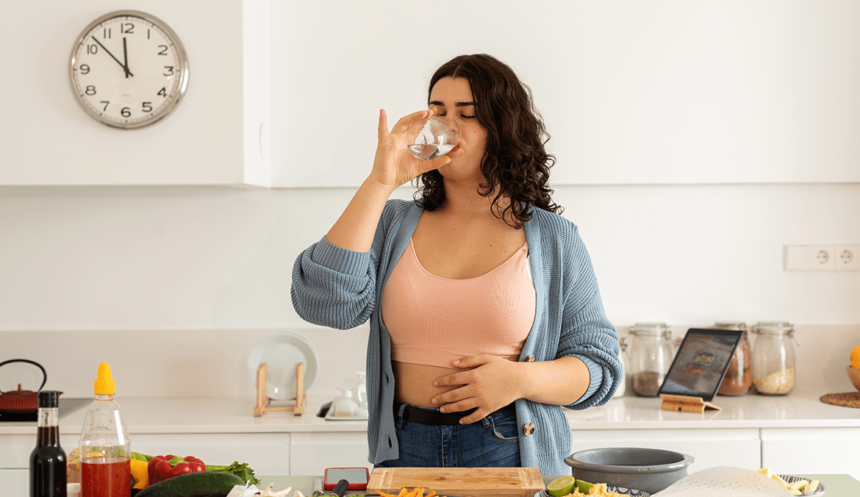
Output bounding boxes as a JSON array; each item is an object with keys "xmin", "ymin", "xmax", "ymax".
[{"xmin": 657, "ymin": 328, "xmax": 744, "ymax": 402}]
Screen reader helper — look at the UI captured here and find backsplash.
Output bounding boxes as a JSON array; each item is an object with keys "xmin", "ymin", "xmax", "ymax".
[{"xmin": 1, "ymin": 324, "xmax": 856, "ymax": 400}]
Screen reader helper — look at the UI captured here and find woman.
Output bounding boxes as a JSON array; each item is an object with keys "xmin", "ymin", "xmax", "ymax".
[{"xmin": 291, "ymin": 54, "xmax": 621, "ymax": 475}]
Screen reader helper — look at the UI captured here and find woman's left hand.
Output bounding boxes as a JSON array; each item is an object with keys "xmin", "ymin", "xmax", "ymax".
[{"xmin": 431, "ymin": 355, "xmax": 524, "ymax": 425}]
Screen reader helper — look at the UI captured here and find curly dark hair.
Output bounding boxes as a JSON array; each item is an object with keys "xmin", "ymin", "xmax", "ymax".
[{"xmin": 413, "ymin": 54, "xmax": 563, "ymax": 228}]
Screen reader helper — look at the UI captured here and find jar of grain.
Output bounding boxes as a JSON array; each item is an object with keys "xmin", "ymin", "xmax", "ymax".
[
  {"xmin": 751, "ymin": 321, "xmax": 797, "ymax": 395},
  {"xmin": 628, "ymin": 322, "xmax": 674, "ymax": 397},
  {"xmin": 612, "ymin": 338, "xmax": 630, "ymax": 398},
  {"xmin": 715, "ymin": 322, "xmax": 752, "ymax": 396}
]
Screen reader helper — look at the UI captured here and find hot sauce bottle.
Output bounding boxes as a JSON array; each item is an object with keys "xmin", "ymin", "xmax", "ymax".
[
  {"xmin": 79, "ymin": 363, "xmax": 131, "ymax": 497},
  {"xmin": 30, "ymin": 390, "xmax": 67, "ymax": 497}
]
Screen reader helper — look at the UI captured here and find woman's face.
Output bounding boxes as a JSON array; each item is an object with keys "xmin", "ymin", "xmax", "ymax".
[{"xmin": 428, "ymin": 77, "xmax": 488, "ymax": 181}]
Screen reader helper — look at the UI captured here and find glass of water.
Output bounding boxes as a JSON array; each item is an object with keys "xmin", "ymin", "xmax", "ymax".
[{"xmin": 408, "ymin": 116, "xmax": 458, "ymax": 160}]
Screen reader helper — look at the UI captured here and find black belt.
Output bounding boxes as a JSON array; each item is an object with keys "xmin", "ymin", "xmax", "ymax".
[{"xmin": 394, "ymin": 400, "xmax": 515, "ymax": 426}]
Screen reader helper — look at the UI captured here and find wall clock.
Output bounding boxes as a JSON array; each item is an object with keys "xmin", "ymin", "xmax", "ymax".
[{"xmin": 69, "ymin": 10, "xmax": 189, "ymax": 129}]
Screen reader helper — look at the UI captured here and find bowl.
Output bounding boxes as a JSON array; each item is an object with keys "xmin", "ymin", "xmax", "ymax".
[
  {"xmin": 564, "ymin": 447, "xmax": 694, "ymax": 494},
  {"xmin": 848, "ymin": 366, "xmax": 860, "ymax": 392}
]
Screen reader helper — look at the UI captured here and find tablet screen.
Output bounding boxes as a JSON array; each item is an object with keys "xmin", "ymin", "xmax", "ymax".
[{"xmin": 657, "ymin": 328, "xmax": 744, "ymax": 401}]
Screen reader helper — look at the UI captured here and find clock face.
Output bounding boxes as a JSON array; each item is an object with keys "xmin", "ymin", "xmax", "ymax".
[{"xmin": 70, "ymin": 11, "xmax": 189, "ymax": 129}]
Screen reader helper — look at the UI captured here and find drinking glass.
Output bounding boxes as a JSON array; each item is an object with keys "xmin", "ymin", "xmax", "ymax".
[{"xmin": 408, "ymin": 116, "xmax": 458, "ymax": 160}]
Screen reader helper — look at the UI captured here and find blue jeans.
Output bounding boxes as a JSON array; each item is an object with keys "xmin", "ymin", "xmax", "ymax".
[{"xmin": 374, "ymin": 402, "xmax": 522, "ymax": 468}]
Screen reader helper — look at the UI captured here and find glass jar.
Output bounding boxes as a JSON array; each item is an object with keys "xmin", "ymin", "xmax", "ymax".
[
  {"xmin": 714, "ymin": 322, "xmax": 752, "ymax": 396},
  {"xmin": 612, "ymin": 338, "xmax": 630, "ymax": 398},
  {"xmin": 628, "ymin": 322, "xmax": 674, "ymax": 397},
  {"xmin": 751, "ymin": 321, "xmax": 797, "ymax": 395}
]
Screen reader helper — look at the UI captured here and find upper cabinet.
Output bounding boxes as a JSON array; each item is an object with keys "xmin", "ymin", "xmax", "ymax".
[
  {"xmin": 269, "ymin": 1, "xmax": 860, "ymax": 188},
  {"xmin": 4, "ymin": 2, "xmax": 860, "ymax": 187},
  {"xmin": 1, "ymin": 0, "xmax": 269, "ymax": 187}
]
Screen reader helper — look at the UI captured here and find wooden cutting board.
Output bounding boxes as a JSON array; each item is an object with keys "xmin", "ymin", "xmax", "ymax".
[{"xmin": 368, "ymin": 467, "xmax": 545, "ymax": 497}]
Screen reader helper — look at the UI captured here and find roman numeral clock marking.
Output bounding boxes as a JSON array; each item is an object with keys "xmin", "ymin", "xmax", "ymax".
[{"xmin": 69, "ymin": 10, "xmax": 189, "ymax": 129}]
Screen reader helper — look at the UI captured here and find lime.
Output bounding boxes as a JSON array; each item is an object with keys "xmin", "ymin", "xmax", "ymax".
[
  {"xmin": 575, "ymin": 479, "xmax": 595, "ymax": 494},
  {"xmin": 547, "ymin": 475, "xmax": 576, "ymax": 497}
]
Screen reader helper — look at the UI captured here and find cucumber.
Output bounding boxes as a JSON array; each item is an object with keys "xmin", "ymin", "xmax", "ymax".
[{"xmin": 137, "ymin": 471, "xmax": 244, "ymax": 497}]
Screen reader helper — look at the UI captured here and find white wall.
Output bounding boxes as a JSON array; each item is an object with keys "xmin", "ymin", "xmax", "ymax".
[
  {"xmin": 0, "ymin": 184, "xmax": 857, "ymax": 398},
  {"xmin": 1, "ymin": 0, "xmax": 858, "ymax": 399},
  {"xmin": 271, "ymin": 0, "xmax": 860, "ymax": 187}
]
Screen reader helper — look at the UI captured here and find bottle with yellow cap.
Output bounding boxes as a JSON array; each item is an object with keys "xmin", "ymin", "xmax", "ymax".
[{"xmin": 78, "ymin": 363, "xmax": 131, "ymax": 497}]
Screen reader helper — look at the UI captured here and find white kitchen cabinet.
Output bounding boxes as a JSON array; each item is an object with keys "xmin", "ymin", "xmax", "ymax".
[
  {"xmin": 1, "ymin": 0, "xmax": 269, "ymax": 187},
  {"xmin": 132, "ymin": 433, "xmax": 291, "ymax": 476},
  {"xmin": 0, "ymin": 432, "xmax": 291, "ymax": 476},
  {"xmin": 569, "ymin": 428, "xmax": 761, "ymax": 474},
  {"xmin": 0, "ymin": 469, "xmax": 28, "ymax": 496},
  {"xmin": 0, "ymin": 433, "xmax": 79, "ymax": 470},
  {"xmin": 269, "ymin": 2, "xmax": 860, "ymax": 187},
  {"xmin": 761, "ymin": 428, "xmax": 860, "ymax": 480},
  {"xmin": 289, "ymin": 432, "xmax": 371, "ymax": 476}
]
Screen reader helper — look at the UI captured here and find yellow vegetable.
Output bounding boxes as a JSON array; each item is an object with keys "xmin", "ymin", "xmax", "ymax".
[
  {"xmin": 130, "ymin": 459, "xmax": 149, "ymax": 489},
  {"xmin": 851, "ymin": 344, "xmax": 860, "ymax": 369}
]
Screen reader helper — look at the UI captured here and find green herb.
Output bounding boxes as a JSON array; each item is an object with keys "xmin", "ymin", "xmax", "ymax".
[{"xmin": 205, "ymin": 461, "xmax": 261, "ymax": 485}]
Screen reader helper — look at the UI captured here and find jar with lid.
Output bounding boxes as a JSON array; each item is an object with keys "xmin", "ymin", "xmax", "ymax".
[
  {"xmin": 628, "ymin": 322, "xmax": 674, "ymax": 397},
  {"xmin": 715, "ymin": 322, "xmax": 752, "ymax": 396},
  {"xmin": 751, "ymin": 321, "xmax": 797, "ymax": 395},
  {"xmin": 612, "ymin": 338, "xmax": 630, "ymax": 398}
]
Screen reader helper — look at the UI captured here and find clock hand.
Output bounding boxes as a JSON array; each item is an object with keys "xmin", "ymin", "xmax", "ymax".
[
  {"xmin": 91, "ymin": 36, "xmax": 133, "ymax": 77},
  {"xmin": 122, "ymin": 37, "xmax": 132, "ymax": 78}
]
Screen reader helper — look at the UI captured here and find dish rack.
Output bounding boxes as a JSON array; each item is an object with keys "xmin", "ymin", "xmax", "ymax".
[{"xmin": 253, "ymin": 362, "xmax": 306, "ymax": 416}]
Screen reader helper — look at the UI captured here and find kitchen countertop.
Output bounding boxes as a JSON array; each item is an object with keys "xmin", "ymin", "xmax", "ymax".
[
  {"xmin": 257, "ymin": 474, "xmax": 860, "ymax": 497},
  {"xmin": 1, "ymin": 390, "xmax": 859, "ymax": 436}
]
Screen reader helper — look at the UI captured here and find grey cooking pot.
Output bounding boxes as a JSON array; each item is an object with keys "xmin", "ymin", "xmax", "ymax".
[{"xmin": 565, "ymin": 447, "xmax": 694, "ymax": 494}]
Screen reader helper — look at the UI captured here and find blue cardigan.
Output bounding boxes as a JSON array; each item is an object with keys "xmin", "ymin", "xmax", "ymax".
[{"xmin": 291, "ymin": 200, "xmax": 621, "ymax": 475}]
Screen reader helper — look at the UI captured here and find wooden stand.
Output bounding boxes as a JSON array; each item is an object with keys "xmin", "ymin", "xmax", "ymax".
[
  {"xmin": 253, "ymin": 362, "xmax": 306, "ymax": 417},
  {"xmin": 660, "ymin": 393, "xmax": 722, "ymax": 414}
]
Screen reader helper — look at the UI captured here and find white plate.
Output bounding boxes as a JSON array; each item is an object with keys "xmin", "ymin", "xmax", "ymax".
[{"xmin": 247, "ymin": 331, "xmax": 319, "ymax": 401}]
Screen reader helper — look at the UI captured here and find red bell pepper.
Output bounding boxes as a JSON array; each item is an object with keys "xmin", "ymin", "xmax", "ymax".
[{"xmin": 147, "ymin": 454, "xmax": 207, "ymax": 485}]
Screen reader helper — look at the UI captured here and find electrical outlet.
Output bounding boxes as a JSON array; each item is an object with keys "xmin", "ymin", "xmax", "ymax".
[
  {"xmin": 810, "ymin": 245, "xmax": 835, "ymax": 270},
  {"xmin": 784, "ymin": 244, "xmax": 859, "ymax": 271},
  {"xmin": 834, "ymin": 244, "xmax": 860, "ymax": 271}
]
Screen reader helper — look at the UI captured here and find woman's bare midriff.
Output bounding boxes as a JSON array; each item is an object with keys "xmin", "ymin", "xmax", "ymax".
[{"xmin": 394, "ymin": 360, "xmax": 464, "ymax": 407}]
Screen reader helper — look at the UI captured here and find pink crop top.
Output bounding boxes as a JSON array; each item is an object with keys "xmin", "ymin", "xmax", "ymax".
[{"xmin": 381, "ymin": 238, "xmax": 536, "ymax": 368}]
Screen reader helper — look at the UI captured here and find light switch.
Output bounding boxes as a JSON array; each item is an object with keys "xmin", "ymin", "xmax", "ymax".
[{"xmin": 784, "ymin": 245, "xmax": 811, "ymax": 270}]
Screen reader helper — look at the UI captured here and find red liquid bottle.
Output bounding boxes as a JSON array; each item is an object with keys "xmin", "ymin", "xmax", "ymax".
[
  {"xmin": 30, "ymin": 390, "xmax": 67, "ymax": 497},
  {"xmin": 79, "ymin": 363, "xmax": 130, "ymax": 497}
]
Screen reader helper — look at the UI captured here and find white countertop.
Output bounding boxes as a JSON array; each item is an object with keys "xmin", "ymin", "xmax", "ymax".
[
  {"xmin": 565, "ymin": 389, "xmax": 860, "ymax": 430},
  {"xmin": 2, "ymin": 390, "xmax": 858, "ymax": 436}
]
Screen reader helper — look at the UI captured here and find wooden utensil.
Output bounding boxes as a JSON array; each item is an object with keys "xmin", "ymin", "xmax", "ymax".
[{"xmin": 368, "ymin": 467, "xmax": 544, "ymax": 497}]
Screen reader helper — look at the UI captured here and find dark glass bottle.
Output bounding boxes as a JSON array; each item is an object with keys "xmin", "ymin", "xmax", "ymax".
[{"xmin": 30, "ymin": 391, "xmax": 67, "ymax": 497}]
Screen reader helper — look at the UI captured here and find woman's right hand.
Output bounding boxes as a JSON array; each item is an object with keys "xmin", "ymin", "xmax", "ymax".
[{"xmin": 369, "ymin": 108, "xmax": 451, "ymax": 191}]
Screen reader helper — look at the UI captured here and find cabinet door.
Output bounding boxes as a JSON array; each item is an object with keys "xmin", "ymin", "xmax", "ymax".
[
  {"xmin": 761, "ymin": 428, "xmax": 860, "ymax": 480},
  {"xmin": 2, "ymin": 1, "xmax": 269, "ymax": 187},
  {"xmin": 0, "ymin": 434, "xmax": 79, "ymax": 469},
  {"xmin": 290, "ymin": 432, "xmax": 371, "ymax": 476},
  {"xmin": 0, "ymin": 469, "xmax": 27, "ymax": 496},
  {"xmin": 132, "ymin": 433, "xmax": 290, "ymax": 476},
  {"xmin": 570, "ymin": 428, "xmax": 761, "ymax": 473}
]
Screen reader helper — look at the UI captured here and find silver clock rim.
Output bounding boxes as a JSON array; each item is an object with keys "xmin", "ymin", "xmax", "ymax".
[{"xmin": 68, "ymin": 10, "xmax": 190, "ymax": 130}]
